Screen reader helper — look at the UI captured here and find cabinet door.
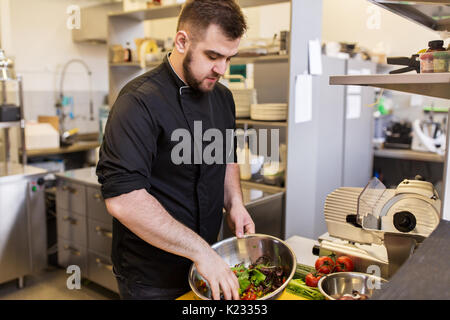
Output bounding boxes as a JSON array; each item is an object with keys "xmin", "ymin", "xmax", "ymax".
[
  {"xmin": 57, "ymin": 238, "xmax": 88, "ymax": 277},
  {"xmin": 0, "ymin": 178, "xmax": 30, "ymax": 283},
  {"xmin": 57, "ymin": 208, "xmax": 87, "ymax": 246},
  {"xmin": 86, "ymin": 186, "xmax": 112, "ymax": 224},
  {"xmin": 56, "ymin": 181, "xmax": 86, "ymax": 215},
  {"xmin": 88, "ymin": 251, "xmax": 118, "ymax": 293},
  {"xmin": 88, "ymin": 218, "xmax": 113, "ymax": 257}
]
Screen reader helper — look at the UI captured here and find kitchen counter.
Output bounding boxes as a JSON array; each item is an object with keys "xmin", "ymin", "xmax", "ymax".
[
  {"xmin": 26, "ymin": 141, "xmax": 100, "ymax": 157},
  {"xmin": 56, "ymin": 167, "xmax": 284, "ymax": 208},
  {"xmin": 372, "ymin": 219, "xmax": 450, "ymax": 300}
]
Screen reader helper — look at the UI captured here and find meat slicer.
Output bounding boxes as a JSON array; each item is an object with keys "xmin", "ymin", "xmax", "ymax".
[{"xmin": 314, "ymin": 177, "xmax": 441, "ymax": 279}]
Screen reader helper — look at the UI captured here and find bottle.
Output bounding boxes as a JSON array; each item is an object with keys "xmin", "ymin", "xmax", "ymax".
[{"xmin": 124, "ymin": 42, "xmax": 132, "ymax": 62}]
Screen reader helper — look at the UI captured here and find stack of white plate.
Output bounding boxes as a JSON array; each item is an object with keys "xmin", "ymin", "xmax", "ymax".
[
  {"xmin": 250, "ymin": 103, "xmax": 288, "ymax": 121},
  {"xmin": 231, "ymin": 88, "xmax": 257, "ymax": 118}
]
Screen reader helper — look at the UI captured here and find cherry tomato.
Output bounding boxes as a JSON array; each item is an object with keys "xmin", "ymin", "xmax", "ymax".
[
  {"xmin": 334, "ymin": 256, "xmax": 354, "ymax": 272},
  {"xmin": 305, "ymin": 273, "xmax": 322, "ymax": 287},
  {"xmin": 315, "ymin": 256, "xmax": 335, "ymax": 271}
]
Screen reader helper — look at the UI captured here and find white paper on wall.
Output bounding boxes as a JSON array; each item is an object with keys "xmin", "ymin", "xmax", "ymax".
[
  {"xmin": 347, "ymin": 95, "xmax": 362, "ymax": 119},
  {"xmin": 295, "ymin": 74, "xmax": 313, "ymax": 123}
]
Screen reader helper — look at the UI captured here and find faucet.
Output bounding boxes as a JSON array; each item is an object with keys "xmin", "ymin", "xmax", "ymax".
[{"xmin": 56, "ymin": 59, "xmax": 94, "ymax": 134}]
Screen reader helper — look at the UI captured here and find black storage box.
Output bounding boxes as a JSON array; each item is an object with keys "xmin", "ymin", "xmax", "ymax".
[{"xmin": 0, "ymin": 104, "xmax": 21, "ymax": 122}]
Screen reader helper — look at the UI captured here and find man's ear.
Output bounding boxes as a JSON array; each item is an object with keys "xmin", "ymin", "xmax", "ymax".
[{"xmin": 174, "ymin": 30, "xmax": 189, "ymax": 54}]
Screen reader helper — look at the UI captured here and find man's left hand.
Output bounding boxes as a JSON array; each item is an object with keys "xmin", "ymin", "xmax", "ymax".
[{"xmin": 226, "ymin": 204, "xmax": 255, "ymax": 238}]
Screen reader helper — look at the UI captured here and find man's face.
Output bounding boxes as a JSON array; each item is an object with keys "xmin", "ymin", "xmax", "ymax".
[{"xmin": 183, "ymin": 24, "xmax": 240, "ymax": 92}]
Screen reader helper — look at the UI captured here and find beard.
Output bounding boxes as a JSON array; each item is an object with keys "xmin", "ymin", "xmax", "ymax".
[{"xmin": 182, "ymin": 49, "xmax": 219, "ymax": 93}]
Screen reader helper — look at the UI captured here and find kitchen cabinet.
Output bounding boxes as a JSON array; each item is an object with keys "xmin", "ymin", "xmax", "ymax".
[{"xmin": 56, "ymin": 167, "xmax": 285, "ymax": 293}]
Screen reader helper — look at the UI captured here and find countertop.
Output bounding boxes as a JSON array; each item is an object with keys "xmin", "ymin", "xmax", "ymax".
[
  {"xmin": 56, "ymin": 167, "xmax": 284, "ymax": 206},
  {"xmin": 0, "ymin": 162, "xmax": 47, "ymax": 180},
  {"xmin": 372, "ymin": 219, "xmax": 450, "ymax": 300},
  {"xmin": 26, "ymin": 141, "xmax": 100, "ymax": 157}
]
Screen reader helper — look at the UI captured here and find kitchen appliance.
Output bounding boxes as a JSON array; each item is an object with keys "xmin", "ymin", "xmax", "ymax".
[
  {"xmin": 318, "ymin": 272, "xmax": 387, "ymax": 300},
  {"xmin": 0, "ymin": 49, "xmax": 48, "ymax": 287},
  {"xmin": 189, "ymin": 234, "xmax": 296, "ymax": 300},
  {"xmin": 0, "ymin": 163, "xmax": 48, "ymax": 287},
  {"xmin": 383, "ymin": 121, "xmax": 412, "ymax": 149},
  {"xmin": 411, "ymin": 108, "xmax": 447, "ymax": 155},
  {"xmin": 314, "ymin": 177, "xmax": 441, "ymax": 279}
]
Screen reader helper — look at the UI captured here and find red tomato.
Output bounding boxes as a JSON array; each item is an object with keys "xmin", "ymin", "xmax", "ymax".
[
  {"xmin": 315, "ymin": 256, "xmax": 335, "ymax": 271},
  {"xmin": 334, "ymin": 256, "xmax": 354, "ymax": 272},
  {"xmin": 317, "ymin": 265, "xmax": 333, "ymax": 274},
  {"xmin": 305, "ymin": 273, "xmax": 322, "ymax": 287}
]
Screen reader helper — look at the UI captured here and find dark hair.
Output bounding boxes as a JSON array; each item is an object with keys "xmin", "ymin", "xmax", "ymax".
[{"xmin": 177, "ymin": 0, "xmax": 247, "ymax": 40}]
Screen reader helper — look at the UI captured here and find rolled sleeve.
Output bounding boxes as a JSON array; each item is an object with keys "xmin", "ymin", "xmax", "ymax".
[{"xmin": 96, "ymin": 93, "xmax": 158, "ymax": 199}]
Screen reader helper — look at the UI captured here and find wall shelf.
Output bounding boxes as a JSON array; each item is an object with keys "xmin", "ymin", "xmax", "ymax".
[
  {"xmin": 374, "ymin": 148, "xmax": 444, "ymax": 163},
  {"xmin": 236, "ymin": 118, "xmax": 287, "ymax": 127},
  {"xmin": 330, "ymin": 73, "xmax": 450, "ymax": 100},
  {"xmin": 108, "ymin": 0, "xmax": 290, "ymax": 21}
]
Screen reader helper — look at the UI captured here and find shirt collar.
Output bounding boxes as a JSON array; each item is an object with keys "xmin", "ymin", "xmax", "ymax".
[{"xmin": 164, "ymin": 52, "xmax": 188, "ymax": 89}]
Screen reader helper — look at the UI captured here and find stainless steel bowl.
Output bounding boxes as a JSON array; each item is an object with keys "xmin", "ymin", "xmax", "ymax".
[
  {"xmin": 318, "ymin": 272, "xmax": 388, "ymax": 300},
  {"xmin": 188, "ymin": 233, "xmax": 297, "ymax": 300}
]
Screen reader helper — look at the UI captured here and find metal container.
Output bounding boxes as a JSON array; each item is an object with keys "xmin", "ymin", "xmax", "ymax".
[
  {"xmin": 318, "ymin": 272, "xmax": 387, "ymax": 300},
  {"xmin": 188, "ymin": 233, "xmax": 297, "ymax": 300}
]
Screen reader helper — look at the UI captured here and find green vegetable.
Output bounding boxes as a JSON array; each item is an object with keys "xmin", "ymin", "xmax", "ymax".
[
  {"xmin": 250, "ymin": 268, "xmax": 266, "ymax": 286},
  {"xmin": 287, "ymin": 278, "xmax": 325, "ymax": 300},
  {"xmin": 294, "ymin": 264, "xmax": 316, "ymax": 281}
]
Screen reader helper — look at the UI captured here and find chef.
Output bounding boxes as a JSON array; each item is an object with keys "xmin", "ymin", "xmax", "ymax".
[{"xmin": 96, "ymin": 0, "xmax": 254, "ymax": 300}]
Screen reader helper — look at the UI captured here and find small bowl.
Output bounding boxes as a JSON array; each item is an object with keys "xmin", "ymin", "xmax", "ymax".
[
  {"xmin": 318, "ymin": 272, "xmax": 387, "ymax": 300},
  {"xmin": 188, "ymin": 234, "xmax": 297, "ymax": 300}
]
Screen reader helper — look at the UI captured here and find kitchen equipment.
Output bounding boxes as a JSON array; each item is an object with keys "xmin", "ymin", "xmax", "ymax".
[
  {"xmin": 387, "ymin": 55, "xmax": 420, "ymax": 74},
  {"xmin": 0, "ymin": 49, "xmax": 26, "ymax": 164},
  {"xmin": 314, "ymin": 177, "xmax": 441, "ymax": 279},
  {"xmin": 318, "ymin": 272, "xmax": 387, "ymax": 300},
  {"xmin": 411, "ymin": 107, "xmax": 447, "ymax": 155},
  {"xmin": 383, "ymin": 121, "xmax": 412, "ymax": 149},
  {"xmin": 0, "ymin": 163, "xmax": 48, "ymax": 287},
  {"xmin": 188, "ymin": 234, "xmax": 297, "ymax": 300}
]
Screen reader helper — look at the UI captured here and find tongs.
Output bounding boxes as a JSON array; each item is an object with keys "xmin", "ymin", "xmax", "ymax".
[{"xmin": 387, "ymin": 54, "xmax": 420, "ymax": 74}]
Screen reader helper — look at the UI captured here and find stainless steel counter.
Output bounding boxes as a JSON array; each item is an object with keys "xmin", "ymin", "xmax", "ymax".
[{"xmin": 56, "ymin": 167, "xmax": 284, "ymax": 208}]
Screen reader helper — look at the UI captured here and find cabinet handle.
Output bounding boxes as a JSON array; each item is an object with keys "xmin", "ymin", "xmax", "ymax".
[
  {"xmin": 95, "ymin": 258, "xmax": 113, "ymax": 271},
  {"xmin": 63, "ymin": 216, "xmax": 77, "ymax": 225},
  {"xmin": 63, "ymin": 245, "xmax": 81, "ymax": 256},
  {"xmin": 93, "ymin": 193, "xmax": 102, "ymax": 201},
  {"xmin": 62, "ymin": 186, "xmax": 77, "ymax": 194},
  {"xmin": 95, "ymin": 226, "xmax": 112, "ymax": 238}
]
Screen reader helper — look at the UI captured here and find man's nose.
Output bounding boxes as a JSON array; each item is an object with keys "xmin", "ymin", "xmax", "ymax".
[{"xmin": 213, "ymin": 60, "xmax": 228, "ymax": 76}]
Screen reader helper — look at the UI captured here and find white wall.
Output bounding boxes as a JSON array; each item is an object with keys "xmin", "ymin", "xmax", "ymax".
[{"xmin": 1, "ymin": 0, "xmax": 109, "ymax": 133}]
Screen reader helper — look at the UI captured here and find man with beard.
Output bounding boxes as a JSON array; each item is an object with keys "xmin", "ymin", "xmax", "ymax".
[{"xmin": 96, "ymin": 0, "xmax": 254, "ymax": 300}]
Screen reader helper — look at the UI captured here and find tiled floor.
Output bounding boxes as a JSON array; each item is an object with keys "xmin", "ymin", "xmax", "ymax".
[{"xmin": 0, "ymin": 266, "xmax": 119, "ymax": 300}]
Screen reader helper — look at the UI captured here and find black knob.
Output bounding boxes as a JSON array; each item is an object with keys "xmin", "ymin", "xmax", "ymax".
[
  {"xmin": 393, "ymin": 211, "xmax": 416, "ymax": 233},
  {"xmin": 37, "ymin": 178, "xmax": 45, "ymax": 186},
  {"xmin": 312, "ymin": 245, "xmax": 320, "ymax": 256}
]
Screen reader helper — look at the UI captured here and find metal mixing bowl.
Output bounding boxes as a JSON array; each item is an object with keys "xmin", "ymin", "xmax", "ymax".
[
  {"xmin": 318, "ymin": 272, "xmax": 388, "ymax": 300},
  {"xmin": 188, "ymin": 233, "xmax": 297, "ymax": 300}
]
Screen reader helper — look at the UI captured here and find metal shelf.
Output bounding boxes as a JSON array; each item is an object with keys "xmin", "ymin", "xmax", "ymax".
[
  {"xmin": 368, "ymin": 0, "xmax": 450, "ymax": 35},
  {"xmin": 330, "ymin": 73, "xmax": 450, "ymax": 100},
  {"xmin": 109, "ymin": 0, "xmax": 290, "ymax": 21},
  {"xmin": 374, "ymin": 148, "xmax": 444, "ymax": 163},
  {"xmin": 109, "ymin": 55, "xmax": 289, "ymax": 69}
]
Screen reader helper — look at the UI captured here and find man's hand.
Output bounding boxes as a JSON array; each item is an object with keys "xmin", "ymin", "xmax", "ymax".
[
  {"xmin": 194, "ymin": 248, "xmax": 240, "ymax": 300},
  {"xmin": 226, "ymin": 203, "xmax": 255, "ymax": 238}
]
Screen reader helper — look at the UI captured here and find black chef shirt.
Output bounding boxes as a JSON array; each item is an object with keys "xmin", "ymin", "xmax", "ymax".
[{"xmin": 96, "ymin": 54, "xmax": 236, "ymax": 289}]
